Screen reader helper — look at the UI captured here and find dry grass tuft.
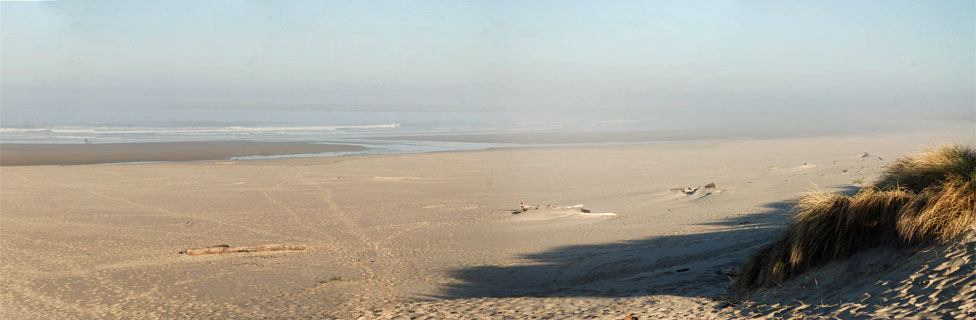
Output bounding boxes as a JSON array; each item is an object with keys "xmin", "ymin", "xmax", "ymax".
[
  {"xmin": 897, "ymin": 174, "xmax": 976, "ymax": 243},
  {"xmin": 736, "ymin": 145, "xmax": 975, "ymax": 289},
  {"xmin": 736, "ymin": 189, "xmax": 913, "ymax": 288},
  {"xmin": 877, "ymin": 144, "xmax": 976, "ymax": 192}
]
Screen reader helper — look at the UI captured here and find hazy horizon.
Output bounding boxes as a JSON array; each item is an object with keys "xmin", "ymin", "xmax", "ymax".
[{"xmin": 2, "ymin": 1, "xmax": 974, "ymax": 128}]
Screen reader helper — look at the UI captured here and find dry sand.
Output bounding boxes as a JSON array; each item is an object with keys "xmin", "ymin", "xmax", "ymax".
[
  {"xmin": 0, "ymin": 141, "xmax": 365, "ymax": 166},
  {"xmin": 1, "ymin": 126, "xmax": 973, "ymax": 319}
]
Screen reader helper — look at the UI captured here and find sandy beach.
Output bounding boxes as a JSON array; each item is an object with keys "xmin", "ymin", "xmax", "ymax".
[
  {"xmin": 1, "ymin": 126, "xmax": 973, "ymax": 319},
  {"xmin": 4, "ymin": 1, "xmax": 973, "ymax": 318}
]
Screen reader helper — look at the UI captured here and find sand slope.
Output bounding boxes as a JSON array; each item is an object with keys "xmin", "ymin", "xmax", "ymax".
[{"xmin": 732, "ymin": 230, "xmax": 975, "ymax": 319}]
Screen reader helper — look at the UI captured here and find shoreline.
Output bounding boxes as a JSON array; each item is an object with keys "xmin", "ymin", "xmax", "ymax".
[
  {"xmin": 368, "ymin": 128, "xmax": 809, "ymax": 144},
  {"xmin": 363, "ymin": 121, "xmax": 947, "ymax": 144},
  {"xmin": 0, "ymin": 141, "xmax": 366, "ymax": 166},
  {"xmin": 0, "ymin": 122, "xmax": 968, "ymax": 166}
]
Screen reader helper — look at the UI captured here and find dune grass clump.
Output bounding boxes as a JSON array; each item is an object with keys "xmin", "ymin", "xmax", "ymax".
[
  {"xmin": 736, "ymin": 145, "xmax": 976, "ymax": 289},
  {"xmin": 735, "ymin": 188, "xmax": 914, "ymax": 288},
  {"xmin": 897, "ymin": 174, "xmax": 976, "ymax": 242},
  {"xmin": 876, "ymin": 145, "xmax": 976, "ymax": 192}
]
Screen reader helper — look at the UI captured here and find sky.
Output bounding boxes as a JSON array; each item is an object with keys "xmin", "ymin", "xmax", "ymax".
[{"xmin": 1, "ymin": 0, "xmax": 974, "ymax": 123}]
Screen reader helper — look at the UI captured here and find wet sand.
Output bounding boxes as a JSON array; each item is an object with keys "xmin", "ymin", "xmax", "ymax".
[
  {"xmin": 372, "ymin": 128, "xmax": 800, "ymax": 144},
  {"xmin": 0, "ymin": 141, "xmax": 365, "ymax": 166},
  {"xmin": 366, "ymin": 121, "xmax": 944, "ymax": 145}
]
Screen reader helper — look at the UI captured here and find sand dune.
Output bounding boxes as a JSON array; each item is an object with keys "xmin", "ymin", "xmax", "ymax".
[{"xmin": 734, "ymin": 230, "xmax": 975, "ymax": 319}]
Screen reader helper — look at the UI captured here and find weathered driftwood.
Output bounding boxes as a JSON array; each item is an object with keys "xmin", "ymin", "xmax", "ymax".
[
  {"xmin": 519, "ymin": 201, "xmax": 552, "ymax": 212},
  {"xmin": 670, "ymin": 187, "xmax": 699, "ymax": 194},
  {"xmin": 181, "ymin": 244, "xmax": 307, "ymax": 256},
  {"xmin": 671, "ymin": 182, "xmax": 717, "ymax": 194},
  {"xmin": 516, "ymin": 202, "xmax": 612, "ymax": 216}
]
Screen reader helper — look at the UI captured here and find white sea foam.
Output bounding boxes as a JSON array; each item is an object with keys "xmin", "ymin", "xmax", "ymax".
[{"xmin": 0, "ymin": 124, "xmax": 399, "ymax": 135}]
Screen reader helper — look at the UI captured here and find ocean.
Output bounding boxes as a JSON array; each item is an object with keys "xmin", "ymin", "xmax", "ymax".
[
  {"xmin": 0, "ymin": 107, "xmax": 661, "ymax": 158},
  {"xmin": 0, "ymin": 106, "xmax": 878, "ymax": 159}
]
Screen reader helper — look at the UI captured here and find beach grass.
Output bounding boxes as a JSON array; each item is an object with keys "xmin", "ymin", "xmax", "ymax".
[{"xmin": 736, "ymin": 145, "xmax": 976, "ymax": 289}]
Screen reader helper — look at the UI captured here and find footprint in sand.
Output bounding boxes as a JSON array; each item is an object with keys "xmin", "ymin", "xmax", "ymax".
[{"xmin": 372, "ymin": 176, "xmax": 421, "ymax": 180}]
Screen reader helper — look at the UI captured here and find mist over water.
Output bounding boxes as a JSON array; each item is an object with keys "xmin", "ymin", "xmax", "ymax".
[{"xmin": 0, "ymin": 104, "xmax": 932, "ymax": 145}]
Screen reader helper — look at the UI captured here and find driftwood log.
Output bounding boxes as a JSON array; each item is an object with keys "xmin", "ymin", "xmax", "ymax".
[
  {"xmin": 181, "ymin": 244, "xmax": 307, "ymax": 256},
  {"xmin": 517, "ymin": 201, "xmax": 604, "ymax": 216}
]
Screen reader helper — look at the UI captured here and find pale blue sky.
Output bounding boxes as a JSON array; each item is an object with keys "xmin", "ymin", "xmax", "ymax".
[{"xmin": 2, "ymin": 0, "xmax": 973, "ymax": 119}]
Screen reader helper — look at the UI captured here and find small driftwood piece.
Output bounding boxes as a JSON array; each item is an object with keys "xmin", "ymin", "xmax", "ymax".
[
  {"xmin": 671, "ymin": 183, "xmax": 719, "ymax": 194},
  {"xmin": 181, "ymin": 244, "xmax": 307, "ymax": 256},
  {"xmin": 519, "ymin": 201, "xmax": 552, "ymax": 212},
  {"xmin": 670, "ymin": 187, "xmax": 699, "ymax": 194}
]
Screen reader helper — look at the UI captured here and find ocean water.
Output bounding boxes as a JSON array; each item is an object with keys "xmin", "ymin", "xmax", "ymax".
[
  {"xmin": 0, "ymin": 106, "xmax": 883, "ymax": 159},
  {"xmin": 2, "ymin": 108, "xmax": 474, "ymax": 142},
  {"xmin": 1, "ymin": 107, "xmax": 668, "ymax": 140},
  {"xmin": 1, "ymin": 107, "xmax": 686, "ymax": 157}
]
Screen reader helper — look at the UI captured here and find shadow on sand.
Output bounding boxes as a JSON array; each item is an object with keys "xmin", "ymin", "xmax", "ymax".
[{"xmin": 429, "ymin": 186, "xmax": 862, "ymax": 300}]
